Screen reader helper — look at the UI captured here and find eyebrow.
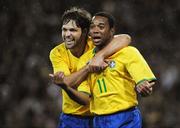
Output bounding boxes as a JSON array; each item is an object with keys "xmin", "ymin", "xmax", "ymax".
[
  {"xmin": 91, "ymin": 22, "xmax": 105, "ymax": 25},
  {"xmin": 98, "ymin": 23, "xmax": 105, "ymax": 25}
]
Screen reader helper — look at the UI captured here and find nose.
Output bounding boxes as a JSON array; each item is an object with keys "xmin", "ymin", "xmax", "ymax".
[
  {"xmin": 90, "ymin": 26, "xmax": 99, "ymax": 35},
  {"xmin": 65, "ymin": 30, "xmax": 71, "ymax": 37}
]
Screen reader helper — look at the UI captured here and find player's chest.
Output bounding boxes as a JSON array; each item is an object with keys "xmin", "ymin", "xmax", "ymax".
[{"xmin": 66, "ymin": 54, "xmax": 79, "ymax": 73}]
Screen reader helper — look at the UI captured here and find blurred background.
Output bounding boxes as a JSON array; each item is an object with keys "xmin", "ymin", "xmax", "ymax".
[{"xmin": 0, "ymin": 0, "xmax": 180, "ymax": 128}]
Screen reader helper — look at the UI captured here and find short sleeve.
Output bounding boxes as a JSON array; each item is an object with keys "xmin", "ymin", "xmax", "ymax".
[
  {"xmin": 124, "ymin": 47, "xmax": 156, "ymax": 84},
  {"xmin": 49, "ymin": 48, "xmax": 70, "ymax": 75}
]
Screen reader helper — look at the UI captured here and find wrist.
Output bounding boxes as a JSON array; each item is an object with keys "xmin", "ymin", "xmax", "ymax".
[{"xmin": 95, "ymin": 51, "xmax": 105, "ymax": 59}]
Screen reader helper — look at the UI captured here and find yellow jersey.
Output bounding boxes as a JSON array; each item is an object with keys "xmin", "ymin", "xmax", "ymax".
[
  {"xmin": 77, "ymin": 46, "xmax": 156, "ymax": 115},
  {"xmin": 49, "ymin": 37, "xmax": 94, "ymax": 116}
]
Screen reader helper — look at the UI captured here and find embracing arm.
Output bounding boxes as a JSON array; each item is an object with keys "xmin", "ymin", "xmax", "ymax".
[
  {"xmin": 49, "ymin": 65, "xmax": 90, "ymax": 88},
  {"xmin": 89, "ymin": 34, "xmax": 131, "ymax": 72},
  {"xmin": 96, "ymin": 34, "xmax": 131, "ymax": 58},
  {"xmin": 63, "ymin": 66, "xmax": 89, "ymax": 88}
]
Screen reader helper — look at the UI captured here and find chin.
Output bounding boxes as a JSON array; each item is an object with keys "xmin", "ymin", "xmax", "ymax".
[
  {"xmin": 65, "ymin": 44, "xmax": 74, "ymax": 49},
  {"xmin": 94, "ymin": 41, "xmax": 102, "ymax": 46}
]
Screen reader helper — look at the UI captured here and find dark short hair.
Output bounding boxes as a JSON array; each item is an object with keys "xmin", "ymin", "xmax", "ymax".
[
  {"xmin": 61, "ymin": 7, "xmax": 92, "ymax": 32},
  {"xmin": 94, "ymin": 12, "xmax": 115, "ymax": 29}
]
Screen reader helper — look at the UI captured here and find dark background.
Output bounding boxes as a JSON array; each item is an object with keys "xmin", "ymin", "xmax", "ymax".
[{"xmin": 0, "ymin": 0, "xmax": 180, "ymax": 128}]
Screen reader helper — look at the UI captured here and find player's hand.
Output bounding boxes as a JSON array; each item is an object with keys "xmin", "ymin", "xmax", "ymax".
[
  {"xmin": 49, "ymin": 71, "xmax": 65, "ymax": 85},
  {"xmin": 136, "ymin": 81, "xmax": 155, "ymax": 97},
  {"xmin": 88, "ymin": 55, "xmax": 108, "ymax": 73}
]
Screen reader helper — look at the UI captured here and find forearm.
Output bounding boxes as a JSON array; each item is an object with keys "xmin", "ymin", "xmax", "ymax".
[
  {"xmin": 96, "ymin": 34, "xmax": 131, "ymax": 58},
  {"xmin": 63, "ymin": 65, "xmax": 89, "ymax": 88},
  {"xmin": 61, "ymin": 85, "xmax": 90, "ymax": 105}
]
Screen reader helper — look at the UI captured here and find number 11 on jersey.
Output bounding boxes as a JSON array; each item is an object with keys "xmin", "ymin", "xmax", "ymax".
[{"xmin": 97, "ymin": 78, "xmax": 107, "ymax": 93}]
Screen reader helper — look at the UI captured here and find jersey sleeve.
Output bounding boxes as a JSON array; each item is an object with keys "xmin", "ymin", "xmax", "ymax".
[
  {"xmin": 124, "ymin": 47, "xmax": 156, "ymax": 84},
  {"xmin": 49, "ymin": 48, "xmax": 70, "ymax": 75}
]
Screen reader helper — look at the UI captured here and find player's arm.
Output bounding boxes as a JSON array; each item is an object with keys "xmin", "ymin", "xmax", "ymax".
[
  {"xmin": 89, "ymin": 34, "xmax": 131, "ymax": 72},
  {"xmin": 62, "ymin": 84, "xmax": 90, "ymax": 105},
  {"xmin": 136, "ymin": 80, "xmax": 155, "ymax": 97},
  {"xmin": 49, "ymin": 65, "xmax": 90, "ymax": 88},
  {"xmin": 124, "ymin": 47, "xmax": 157, "ymax": 97},
  {"xmin": 51, "ymin": 72, "xmax": 90, "ymax": 105},
  {"xmin": 49, "ymin": 48, "xmax": 89, "ymax": 88}
]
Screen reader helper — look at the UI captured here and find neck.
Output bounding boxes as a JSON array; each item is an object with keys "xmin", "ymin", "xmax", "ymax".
[
  {"xmin": 96, "ymin": 36, "xmax": 113, "ymax": 53},
  {"xmin": 70, "ymin": 38, "xmax": 87, "ymax": 58}
]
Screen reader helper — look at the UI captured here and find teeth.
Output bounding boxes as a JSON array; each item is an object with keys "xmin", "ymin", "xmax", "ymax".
[
  {"xmin": 94, "ymin": 38, "xmax": 100, "ymax": 40},
  {"xmin": 66, "ymin": 40, "xmax": 73, "ymax": 42},
  {"xmin": 65, "ymin": 38, "xmax": 73, "ymax": 41}
]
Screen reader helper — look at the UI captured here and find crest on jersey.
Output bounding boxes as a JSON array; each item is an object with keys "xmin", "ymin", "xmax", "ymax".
[{"xmin": 108, "ymin": 60, "xmax": 116, "ymax": 68}]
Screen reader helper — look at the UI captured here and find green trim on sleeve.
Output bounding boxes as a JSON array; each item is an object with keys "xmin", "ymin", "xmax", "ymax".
[{"xmin": 136, "ymin": 78, "xmax": 157, "ymax": 85}]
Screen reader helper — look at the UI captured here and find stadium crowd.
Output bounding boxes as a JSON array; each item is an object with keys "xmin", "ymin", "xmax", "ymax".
[{"xmin": 0, "ymin": 0, "xmax": 180, "ymax": 128}]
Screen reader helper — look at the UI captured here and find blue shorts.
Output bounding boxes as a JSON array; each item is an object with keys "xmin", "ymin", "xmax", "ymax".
[
  {"xmin": 93, "ymin": 107, "xmax": 142, "ymax": 128},
  {"xmin": 57, "ymin": 113, "xmax": 93, "ymax": 128}
]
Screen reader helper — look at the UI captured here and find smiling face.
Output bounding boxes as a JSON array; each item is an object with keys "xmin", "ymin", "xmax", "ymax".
[
  {"xmin": 62, "ymin": 20, "xmax": 82, "ymax": 49},
  {"xmin": 89, "ymin": 16, "xmax": 113, "ymax": 48}
]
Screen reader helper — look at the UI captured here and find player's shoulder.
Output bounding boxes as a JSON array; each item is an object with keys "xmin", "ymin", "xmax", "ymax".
[
  {"xmin": 80, "ymin": 49, "xmax": 94, "ymax": 60},
  {"xmin": 50, "ymin": 42, "xmax": 66, "ymax": 55},
  {"xmin": 121, "ymin": 46, "xmax": 140, "ymax": 53},
  {"xmin": 112, "ymin": 46, "xmax": 141, "ymax": 58}
]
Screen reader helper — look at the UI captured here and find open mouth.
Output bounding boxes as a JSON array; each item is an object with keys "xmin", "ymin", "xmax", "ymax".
[
  {"xmin": 92, "ymin": 36, "xmax": 101, "ymax": 42},
  {"xmin": 65, "ymin": 38, "xmax": 74, "ymax": 44}
]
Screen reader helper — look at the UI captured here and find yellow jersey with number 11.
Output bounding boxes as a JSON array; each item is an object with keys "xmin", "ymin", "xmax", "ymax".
[{"xmin": 78, "ymin": 46, "xmax": 156, "ymax": 115}]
